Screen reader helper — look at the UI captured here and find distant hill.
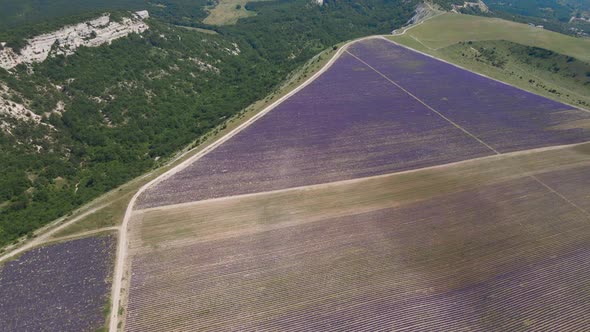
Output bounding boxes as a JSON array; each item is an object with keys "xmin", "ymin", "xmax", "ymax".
[
  {"xmin": 396, "ymin": 12, "xmax": 590, "ymax": 62},
  {"xmin": 0, "ymin": 0, "xmax": 212, "ymax": 48},
  {"xmin": 486, "ymin": 0, "xmax": 570, "ymax": 20},
  {"xmin": 390, "ymin": 12, "xmax": 590, "ymax": 107},
  {"xmin": 441, "ymin": 0, "xmax": 590, "ymax": 36}
]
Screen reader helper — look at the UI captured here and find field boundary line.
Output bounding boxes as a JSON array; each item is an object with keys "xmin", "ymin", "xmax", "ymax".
[
  {"xmin": 345, "ymin": 50, "xmax": 501, "ymax": 155},
  {"xmin": 382, "ymin": 35, "xmax": 590, "ymax": 114},
  {"xmin": 134, "ymin": 141, "xmax": 590, "ymax": 214},
  {"xmin": 530, "ymin": 175, "xmax": 590, "ymax": 218},
  {"xmin": 108, "ymin": 34, "xmax": 383, "ymax": 332},
  {"xmin": 44, "ymin": 227, "xmax": 119, "ymax": 245},
  {"xmin": 0, "ymin": 201, "xmax": 112, "ymax": 263}
]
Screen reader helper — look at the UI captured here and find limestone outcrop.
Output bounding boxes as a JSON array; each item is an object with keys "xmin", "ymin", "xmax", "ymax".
[{"xmin": 0, "ymin": 10, "xmax": 149, "ymax": 70}]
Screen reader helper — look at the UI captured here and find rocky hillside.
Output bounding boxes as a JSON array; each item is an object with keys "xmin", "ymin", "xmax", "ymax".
[
  {"xmin": 451, "ymin": 1, "xmax": 489, "ymax": 13},
  {"xmin": 0, "ymin": 20, "xmax": 256, "ymax": 246},
  {"xmin": 0, "ymin": 11, "xmax": 149, "ymax": 70},
  {"xmin": 0, "ymin": 84, "xmax": 44, "ymax": 134},
  {"xmin": 0, "ymin": 11, "xmax": 151, "ymax": 151}
]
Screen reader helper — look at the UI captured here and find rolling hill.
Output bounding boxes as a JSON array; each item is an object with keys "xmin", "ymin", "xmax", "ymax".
[{"xmin": 390, "ymin": 12, "xmax": 590, "ymax": 107}]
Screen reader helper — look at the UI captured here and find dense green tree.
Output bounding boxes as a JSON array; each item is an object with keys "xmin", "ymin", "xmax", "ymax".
[{"xmin": 0, "ymin": 0, "xmax": 415, "ymax": 246}]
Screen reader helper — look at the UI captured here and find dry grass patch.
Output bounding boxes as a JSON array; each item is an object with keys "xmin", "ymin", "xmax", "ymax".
[
  {"xmin": 203, "ymin": 0, "xmax": 270, "ymax": 25},
  {"xmin": 394, "ymin": 13, "xmax": 590, "ymax": 62}
]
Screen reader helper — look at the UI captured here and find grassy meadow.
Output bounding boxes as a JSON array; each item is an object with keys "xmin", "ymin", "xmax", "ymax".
[{"xmin": 389, "ymin": 13, "xmax": 590, "ymax": 107}]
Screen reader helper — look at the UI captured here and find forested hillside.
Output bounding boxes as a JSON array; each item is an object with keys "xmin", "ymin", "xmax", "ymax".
[
  {"xmin": 0, "ymin": 0, "xmax": 416, "ymax": 247},
  {"xmin": 0, "ymin": 0, "xmax": 212, "ymax": 49}
]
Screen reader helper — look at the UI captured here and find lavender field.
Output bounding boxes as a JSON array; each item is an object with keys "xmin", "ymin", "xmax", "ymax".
[
  {"xmin": 138, "ymin": 38, "xmax": 590, "ymax": 209},
  {"xmin": 348, "ymin": 38, "xmax": 590, "ymax": 152},
  {"xmin": 137, "ymin": 52, "xmax": 492, "ymax": 208},
  {"xmin": 0, "ymin": 236, "xmax": 116, "ymax": 332}
]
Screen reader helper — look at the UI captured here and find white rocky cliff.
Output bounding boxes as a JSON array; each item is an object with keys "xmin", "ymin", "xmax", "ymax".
[
  {"xmin": 0, "ymin": 10, "xmax": 149, "ymax": 70},
  {"xmin": 0, "ymin": 84, "xmax": 42, "ymax": 133}
]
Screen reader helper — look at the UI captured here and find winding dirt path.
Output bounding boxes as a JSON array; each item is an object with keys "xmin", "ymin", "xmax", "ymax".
[
  {"xmin": 393, "ymin": 4, "xmax": 443, "ymax": 36},
  {"xmin": 0, "ymin": 202, "xmax": 111, "ymax": 263},
  {"xmin": 46, "ymin": 227, "xmax": 119, "ymax": 245}
]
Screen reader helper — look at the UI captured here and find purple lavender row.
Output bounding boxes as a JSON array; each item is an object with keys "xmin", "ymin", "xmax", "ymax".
[
  {"xmin": 137, "ymin": 52, "xmax": 491, "ymax": 208},
  {"xmin": 0, "ymin": 236, "xmax": 116, "ymax": 332},
  {"xmin": 348, "ymin": 38, "xmax": 590, "ymax": 152},
  {"xmin": 247, "ymin": 247, "xmax": 590, "ymax": 331}
]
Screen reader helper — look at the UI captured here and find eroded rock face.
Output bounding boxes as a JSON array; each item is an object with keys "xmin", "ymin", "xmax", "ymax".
[
  {"xmin": 0, "ymin": 84, "xmax": 42, "ymax": 133},
  {"xmin": 0, "ymin": 85, "xmax": 39, "ymax": 122},
  {"xmin": 0, "ymin": 10, "xmax": 149, "ymax": 70}
]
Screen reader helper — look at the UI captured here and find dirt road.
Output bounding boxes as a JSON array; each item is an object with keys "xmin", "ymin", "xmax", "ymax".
[{"xmin": 0, "ymin": 202, "xmax": 111, "ymax": 263}]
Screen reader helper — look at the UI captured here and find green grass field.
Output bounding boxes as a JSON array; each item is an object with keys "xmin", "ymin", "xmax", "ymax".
[
  {"xmin": 396, "ymin": 13, "xmax": 590, "ymax": 62},
  {"xmin": 390, "ymin": 13, "xmax": 590, "ymax": 108}
]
